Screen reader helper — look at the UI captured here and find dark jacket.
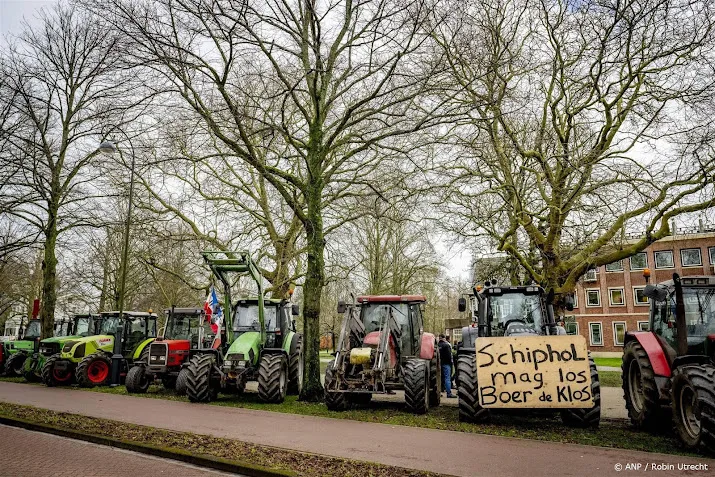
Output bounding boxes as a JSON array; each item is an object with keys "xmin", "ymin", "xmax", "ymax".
[{"xmin": 438, "ymin": 340, "xmax": 453, "ymax": 366}]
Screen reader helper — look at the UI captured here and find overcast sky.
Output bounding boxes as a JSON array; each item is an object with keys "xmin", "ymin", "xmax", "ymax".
[{"xmin": 0, "ymin": 0, "xmax": 55, "ymax": 43}]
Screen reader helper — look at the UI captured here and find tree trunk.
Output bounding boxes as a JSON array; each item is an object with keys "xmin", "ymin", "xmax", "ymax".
[
  {"xmin": 39, "ymin": 211, "xmax": 59, "ymax": 339},
  {"xmin": 299, "ymin": 195, "xmax": 325, "ymax": 402}
]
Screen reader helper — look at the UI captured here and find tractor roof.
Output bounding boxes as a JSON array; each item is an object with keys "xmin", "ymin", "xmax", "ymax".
[
  {"xmin": 357, "ymin": 295, "xmax": 426, "ymax": 304},
  {"xmin": 236, "ymin": 297, "xmax": 285, "ymax": 306},
  {"xmin": 655, "ymin": 276, "xmax": 715, "ymax": 289},
  {"xmin": 165, "ymin": 307, "xmax": 204, "ymax": 315},
  {"xmin": 100, "ymin": 311, "xmax": 157, "ymax": 318}
]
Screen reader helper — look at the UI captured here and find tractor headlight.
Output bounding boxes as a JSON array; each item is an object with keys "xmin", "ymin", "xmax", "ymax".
[
  {"xmin": 224, "ymin": 360, "xmax": 231, "ymax": 366},
  {"xmin": 238, "ymin": 360, "xmax": 246, "ymax": 367}
]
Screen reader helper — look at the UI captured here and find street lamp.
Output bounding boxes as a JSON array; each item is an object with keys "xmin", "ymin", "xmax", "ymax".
[{"xmin": 98, "ymin": 134, "xmax": 136, "ymax": 386}]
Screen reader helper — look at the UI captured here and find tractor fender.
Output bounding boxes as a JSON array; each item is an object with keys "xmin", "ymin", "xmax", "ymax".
[
  {"xmin": 132, "ymin": 338, "xmax": 155, "ymax": 360},
  {"xmin": 419, "ymin": 333, "xmax": 436, "ymax": 360},
  {"xmin": 627, "ymin": 331, "xmax": 671, "ymax": 377},
  {"xmin": 282, "ymin": 331, "xmax": 299, "ymax": 355}
]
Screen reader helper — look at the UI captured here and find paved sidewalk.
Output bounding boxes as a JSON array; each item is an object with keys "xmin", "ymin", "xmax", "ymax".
[
  {"xmin": 0, "ymin": 382, "xmax": 710, "ymax": 477},
  {"xmin": 0, "ymin": 424, "xmax": 237, "ymax": 477}
]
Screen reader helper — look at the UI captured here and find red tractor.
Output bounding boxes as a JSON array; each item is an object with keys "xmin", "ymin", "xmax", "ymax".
[
  {"xmin": 324, "ymin": 295, "xmax": 440, "ymax": 414},
  {"xmin": 623, "ymin": 271, "xmax": 715, "ymax": 453},
  {"xmin": 126, "ymin": 307, "xmax": 218, "ymax": 394}
]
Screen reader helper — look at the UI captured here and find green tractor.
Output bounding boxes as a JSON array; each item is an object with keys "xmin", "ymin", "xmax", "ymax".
[
  {"xmin": 2, "ymin": 319, "xmax": 42, "ymax": 377},
  {"xmin": 42, "ymin": 310, "xmax": 157, "ymax": 387},
  {"xmin": 23, "ymin": 314, "xmax": 99, "ymax": 382},
  {"xmin": 185, "ymin": 251, "xmax": 303, "ymax": 403}
]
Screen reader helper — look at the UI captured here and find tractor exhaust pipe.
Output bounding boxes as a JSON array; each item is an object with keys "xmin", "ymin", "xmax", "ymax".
[{"xmin": 673, "ymin": 273, "xmax": 688, "ymax": 356}]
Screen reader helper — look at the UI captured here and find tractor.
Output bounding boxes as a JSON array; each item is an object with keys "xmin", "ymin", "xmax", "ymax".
[
  {"xmin": 622, "ymin": 271, "xmax": 715, "ymax": 452},
  {"xmin": 23, "ymin": 314, "xmax": 99, "ymax": 382},
  {"xmin": 185, "ymin": 251, "xmax": 303, "ymax": 404},
  {"xmin": 125, "ymin": 307, "xmax": 218, "ymax": 394},
  {"xmin": 455, "ymin": 283, "xmax": 601, "ymax": 427},
  {"xmin": 324, "ymin": 295, "xmax": 441, "ymax": 414},
  {"xmin": 2, "ymin": 319, "xmax": 41, "ymax": 377},
  {"xmin": 41, "ymin": 310, "xmax": 156, "ymax": 387}
]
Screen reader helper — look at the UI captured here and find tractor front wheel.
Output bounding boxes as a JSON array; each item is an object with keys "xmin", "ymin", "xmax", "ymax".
[
  {"xmin": 404, "ymin": 358, "xmax": 430, "ymax": 415},
  {"xmin": 175, "ymin": 368, "xmax": 189, "ymax": 396},
  {"xmin": 429, "ymin": 350, "xmax": 441, "ymax": 407},
  {"xmin": 257, "ymin": 353, "xmax": 288, "ymax": 404},
  {"xmin": 23, "ymin": 356, "xmax": 40, "ymax": 382},
  {"xmin": 5, "ymin": 352, "xmax": 27, "ymax": 377},
  {"xmin": 622, "ymin": 341, "xmax": 662, "ymax": 430},
  {"xmin": 561, "ymin": 355, "xmax": 601, "ymax": 428},
  {"xmin": 41, "ymin": 354, "xmax": 74, "ymax": 386},
  {"xmin": 76, "ymin": 353, "xmax": 112, "ymax": 388},
  {"xmin": 125, "ymin": 365, "xmax": 150, "ymax": 393},
  {"xmin": 186, "ymin": 354, "xmax": 217, "ymax": 403},
  {"xmin": 457, "ymin": 353, "xmax": 488, "ymax": 422},
  {"xmin": 671, "ymin": 364, "xmax": 715, "ymax": 452},
  {"xmin": 287, "ymin": 334, "xmax": 303, "ymax": 395},
  {"xmin": 324, "ymin": 359, "xmax": 349, "ymax": 411}
]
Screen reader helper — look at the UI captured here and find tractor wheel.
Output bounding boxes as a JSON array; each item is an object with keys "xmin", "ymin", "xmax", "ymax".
[
  {"xmin": 348, "ymin": 393, "xmax": 372, "ymax": 406},
  {"xmin": 457, "ymin": 353, "xmax": 488, "ymax": 423},
  {"xmin": 76, "ymin": 352, "xmax": 112, "ymax": 388},
  {"xmin": 324, "ymin": 359, "xmax": 349, "ymax": 411},
  {"xmin": 257, "ymin": 353, "xmax": 288, "ymax": 404},
  {"xmin": 186, "ymin": 354, "xmax": 217, "ymax": 403},
  {"xmin": 5, "ymin": 352, "xmax": 27, "ymax": 377},
  {"xmin": 175, "ymin": 368, "xmax": 189, "ymax": 396},
  {"xmin": 429, "ymin": 350, "xmax": 441, "ymax": 407},
  {"xmin": 125, "ymin": 365, "xmax": 150, "ymax": 393},
  {"xmin": 561, "ymin": 355, "xmax": 601, "ymax": 428},
  {"xmin": 671, "ymin": 364, "xmax": 715, "ymax": 452},
  {"xmin": 287, "ymin": 334, "xmax": 303, "ymax": 395},
  {"xmin": 23, "ymin": 357, "xmax": 40, "ymax": 382},
  {"xmin": 41, "ymin": 354, "xmax": 73, "ymax": 386},
  {"xmin": 404, "ymin": 358, "xmax": 430, "ymax": 415},
  {"xmin": 622, "ymin": 341, "xmax": 662, "ymax": 430}
]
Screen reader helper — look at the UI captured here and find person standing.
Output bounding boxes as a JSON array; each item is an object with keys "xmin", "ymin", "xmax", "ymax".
[{"xmin": 439, "ymin": 334, "xmax": 455, "ymax": 398}]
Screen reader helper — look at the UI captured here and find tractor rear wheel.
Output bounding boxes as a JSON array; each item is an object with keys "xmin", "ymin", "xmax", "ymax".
[
  {"xmin": 125, "ymin": 365, "xmax": 150, "ymax": 393},
  {"xmin": 671, "ymin": 364, "xmax": 715, "ymax": 452},
  {"xmin": 76, "ymin": 353, "xmax": 112, "ymax": 388},
  {"xmin": 622, "ymin": 341, "xmax": 662, "ymax": 430},
  {"xmin": 324, "ymin": 359, "xmax": 349, "ymax": 411},
  {"xmin": 457, "ymin": 354, "xmax": 488, "ymax": 422},
  {"xmin": 287, "ymin": 334, "xmax": 303, "ymax": 395},
  {"xmin": 41, "ymin": 354, "xmax": 73, "ymax": 386},
  {"xmin": 561, "ymin": 356, "xmax": 601, "ymax": 428},
  {"xmin": 429, "ymin": 350, "xmax": 441, "ymax": 407},
  {"xmin": 404, "ymin": 358, "xmax": 429, "ymax": 415},
  {"xmin": 186, "ymin": 354, "xmax": 217, "ymax": 403},
  {"xmin": 175, "ymin": 368, "xmax": 189, "ymax": 396},
  {"xmin": 5, "ymin": 352, "xmax": 27, "ymax": 377},
  {"xmin": 23, "ymin": 356, "xmax": 40, "ymax": 382},
  {"xmin": 258, "ymin": 353, "xmax": 288, "ymax": 404}
]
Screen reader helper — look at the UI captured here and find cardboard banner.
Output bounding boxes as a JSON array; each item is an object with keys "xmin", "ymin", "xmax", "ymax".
[{"xmin": 475, "ymin": 335, "xmax": 593, "ymax": 408}]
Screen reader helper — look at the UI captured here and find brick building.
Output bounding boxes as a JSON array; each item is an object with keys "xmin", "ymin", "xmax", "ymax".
[{"xmin": 571, "ymin": 230, "xmax": 715, "ymax": 353}]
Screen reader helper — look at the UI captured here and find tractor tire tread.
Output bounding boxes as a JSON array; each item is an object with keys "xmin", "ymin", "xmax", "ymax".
[
  {"xmin": 287, "ymin": 334, "xmax": 303, "ymax": 395},
  {"xmin": 560, "ymin": 355, "xmax": 601, "ymax": 428},
  {"xmin": 5, "ymin": 352, "xmax": 27, "ymax": 377},
  {"xmin": 404, "ymin": 358, "xmax": 429, "ymax": 415},
  {"xmin": 175, "ymin": 368, "xmax": 189, "ymax": 396},
  {"xmin": 457, "ymin": 354, "xmax": 488, "ymax": 423},
  {"xmin": 257, "ymin": 353, "xmax": 287, "ymax": 404},
  {"xmin": 622, "ymin": 341, "xmax": 662, "ymax": 430},
  {"xmin": 429, "ymin": 350, "xmax": 441, "ymax": 407},
  {"xmin": 76, "ymin": 352, "xmax": 112, "ymax": 388},
  {"xmin": 41, "ymin": 354, "xmax": 72, "ymax": 387},
  {"xmin": 185, "ymin": 354, "xmax": 215, "ymax": 403},
  {"xmin": 324, "ymin": 359, "xmax": 349, "ymax": 411},
  {"xmin": 125, "ymin": 364, "xmax": 150, "ymax": 393},
  {"xmin": 671, "ymin": 364, "xmax": 715, "ymax": 453}
]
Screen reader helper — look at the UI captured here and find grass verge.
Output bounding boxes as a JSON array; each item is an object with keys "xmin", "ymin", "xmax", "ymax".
[
  {"xmin": 0, "ymin": 402, "xmax": 439, "ymax": 477},
  {"xmin": 594, "ymin": 357, "xmax": 623, "ymax": 368},
  {"xmin": 598, "ymin": 371, "xmax": 621, "ymax": 388}
]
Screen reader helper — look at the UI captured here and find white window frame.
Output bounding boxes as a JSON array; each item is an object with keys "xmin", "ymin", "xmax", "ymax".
[
  {"xmin": 637, "ymin": 321, "xmax": 650, "ymax": 332},
  {"xmin": 589, "ymin": 322, "xmax": 604, "ymax": 346},
  {"xmin": 564, "ymin": 321, "xmax": 579, "ymax": 336},
  {"xmin": 452, "ymin": 328, "xmax": 463, "ymax": 344},
  {"xmin": 630, "ymin": 252, "xmax": 648, "ymax": 270},
  {"xmin": 654, "ymin": 250, "xmax": 674, "ymax": 269},
  {"xmin": 572, "ymin": 293, "xmax": 578, "ymax": 308},
  {"xmin": 608, "ymin": 287, "xmax": 625, "ymax": 306},
  {"xmin": 585, "ymin": 289, "xmax": 601, "ymax": 307},
  {"xmin": 633, "ymin": 286, "xmax": 649, "ymax": 306},
  {"xmin": 605, "ymin": 260, "xmax": 624, "ymax": 272},
  {"xmin": 709, "ymin": 246, "xmax": 715, "ymax": 266},
  {"xmin": 612, "ymin": 321, "xmax": 627, "ymax": 346},
  {"xmin": 584, "ymin": 268, "xmax": 597, "ymax": 282},
  {"xmin": 680, "ymin": 248, "xmax": 702, "ymax": 267}
]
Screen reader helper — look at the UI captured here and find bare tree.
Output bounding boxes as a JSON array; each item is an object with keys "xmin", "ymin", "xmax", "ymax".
[{"xmin": 435, "ymin": 0, "xmax": 715, "ymax": 298}]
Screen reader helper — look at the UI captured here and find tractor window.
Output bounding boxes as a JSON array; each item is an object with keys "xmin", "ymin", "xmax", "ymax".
[
  {"xmin": 124, "ymin": 317, "xmax": 148, "ymax": 351},
  {"xmin": 234, "ymin": 304, "xmax": 277, "ymax": 332},
  {"xmin": 166, "ymin": 314, "xmax": 193, "ymax": 340},
  {"xmin": 25, "ymin": 321, "xmax": 41, "ymax": 339},
  {"xmin": 75, "ymin": 318, "xmax": 90, "ymax": 336},
  {"xmin": 488, "ymin": 293, "xmax": 543, "ymax": 336},
  {"xmin": 362, "ymin": 303, "xmax": 409, "ymax": 334},
  {"xmin": 100, "ymin": 317, "xmax": 120, "ymax": 335},
  {"xmin": 148, "ymin": 317, "xmax": 157, "ymax": 338},
  {"xmin": 682, "ymin": 289, "xmax": 715, "ymax": 336}
]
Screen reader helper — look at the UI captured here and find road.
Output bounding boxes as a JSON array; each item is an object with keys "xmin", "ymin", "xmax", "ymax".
[
  {"xmin": 0, "ymin": 423, "xmax": 238, "ymax": 477},
  {"xmin": 0, "ymin": 382, "xmax": 710, "ymax": 477}
]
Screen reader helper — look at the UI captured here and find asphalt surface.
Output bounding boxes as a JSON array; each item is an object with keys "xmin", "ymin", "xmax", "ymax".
[
  {"xmin": 1, "ymin": 382, "xmax": 712, "ymax": 477},
  {"xmin": 0, "ymin": 423, "xmax": 239, "ymax": 476}
]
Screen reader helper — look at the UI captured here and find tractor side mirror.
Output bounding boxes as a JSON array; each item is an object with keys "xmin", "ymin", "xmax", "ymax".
[
  {"xmin": 564, "ymin": 294, "xmax": 575, "ymax": 311},
  {"xmin": 458, "ymin": 297, "xmax": 467, "ymax": 312},
  {"xmin": 291, "ymin": 319, "xmax": 297, "ymax": 332},
  {"xmin": 337, "ymin": 301, "xmax": 347, "ymax": 314},
  {"xmin": 291, "ymin": 304, "xmax": 299, "ymax": 316}
]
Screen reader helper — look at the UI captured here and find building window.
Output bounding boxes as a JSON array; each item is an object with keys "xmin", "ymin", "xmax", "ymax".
[
  {"xmin": 584, "ymin": 268, "xmax": 597, "ymax": 282},
  {"xmin": 680, "ymin": 248, "xmax": 702, "ymax": 267},
  {"xmin": 633, "ymin": 287, "xmax": 649, "ymax": 306},
  {"xmin": 586, "ymin": 289, "xmax": 601, "ymax": 307},
  {"xmin": 589, "ymin": 322, "xmax": 604, "ymax": 346},
  {"xmin": 565, "ymin": 322, "xmax": 579, "ymax": 336},
  {"xmin": 572, "ymin": 293, "xmax": 578, "ymax": 308},
  {"xmin": 630, "ymin": 253, "xmax": 648, "ymax": 270},
  {"xmin": 609, "ymin": 288, "xmax": 625, "ymax": 306},
  {"xmin": 605, "ymin": 260, "xmax": 623, "ymax": 272},
  {"xmin": 452, "ymin": 328, "xmax": 463, "ymax": 344},
  {"xmin": 613, "ymin": 322, "xmax": 627, "ymax": 346},
  {"xmin": 709, "ymin": 246, "xmax": 715, "ymax": 265},
  {"xmin": 638, "ymin": 321, "xmax": 650, "ymax": 332},
  {"xmin": 654, "ymin": 250, "xmax": 674, "ymax": 269}
]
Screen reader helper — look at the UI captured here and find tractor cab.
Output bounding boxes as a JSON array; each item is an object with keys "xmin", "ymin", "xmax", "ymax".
[
  {"xmin": 53, "ymin": 319, "xmax": 74, "ymax": 337},
  {"xmin": 72, "ymin": 314, "xmax": 97, "ymax": 337},
  {"xmin": 99, "ymin": 311, "xmax": 158, "ymax": 357},
  {"xmin": 163, "ymin": 307, "xmax": 214, "ymax": 348},
  {"xmin": 20, "ymin": 320, "xmax": 41, "ymax": 341},
  {"xmin": 233, "ymin": 298, "xmax": 298, "ymax": 350}
]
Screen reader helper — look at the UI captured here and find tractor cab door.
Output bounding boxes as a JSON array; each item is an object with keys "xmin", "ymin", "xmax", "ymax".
[
  {"xmin": 406, "ymin": 304, "xmax": 423, "ymax": 356},
  {"xmin": 652, "ymin": 296, "xmax": 677, "ymax": 361},
  {"xmin": 123, "ymin": 317, "xmax": 152, "ymax": 355},
  {"xmin": 74, "ymin": 317, "xmax": 91, "ymax": 336}
]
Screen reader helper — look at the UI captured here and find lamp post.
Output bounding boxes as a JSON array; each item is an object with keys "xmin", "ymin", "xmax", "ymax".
[{"xmin": 98, "ymin": 134, "xmax": 135, "ymax": 386}]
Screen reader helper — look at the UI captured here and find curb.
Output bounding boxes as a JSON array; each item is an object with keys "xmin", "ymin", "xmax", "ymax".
[{"xmin": 0, "ymin": 414, "xmax": 295, "ymax": 477}]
